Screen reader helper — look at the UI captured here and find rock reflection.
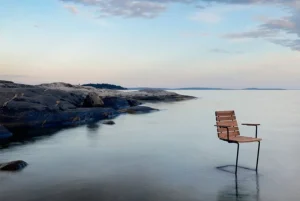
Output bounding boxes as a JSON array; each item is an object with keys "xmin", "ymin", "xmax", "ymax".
[
  {"xmin": 86, "ymin": 123, "xmax": 100, "ymax": 133},
  {"xmin": 86, "ymin": 123, "xmax": 101, "ymax": 145},
  {"xmin": 0, "ymin": 128, "xmax": 62, "ymax": 149}
]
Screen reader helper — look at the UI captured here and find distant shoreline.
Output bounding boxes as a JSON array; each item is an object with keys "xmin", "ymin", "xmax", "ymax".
[{"xmin": 128, "ymin": 87, "xmax": 289, "ymax": 91}]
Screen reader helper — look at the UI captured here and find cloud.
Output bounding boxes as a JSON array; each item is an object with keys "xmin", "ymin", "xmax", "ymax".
[
  {"xmin": 262, "ymin": 17, "xmax": 295, "ymax": 30},
  {"xmin": 64, "ymin": 4, "xmax": 79, "ymax": 15},
  {"xmin": 190, "ymin": 12, "xmax": 221, "ymax": 23},
  {"xmin": 223, "ymin": 29, "xmax": 279, "ymax": 39},
  {"xmin": 60, "ymin": 0, "xmax": 167, "ymax": 18},
  {"xmin": 210, "ymin": 48, "xmax": 243, "ymax": 54},
  {"xmin": 190, "ymin": 4, "xmax": 248, "ymax": 24},
  {"xmin": 58, "ymin": 0, "xmax": 300, "ymax": 50},
  {"xmin": 60, "ymin": 0, "xmax": 250, "ymax": 19},
  {"xmin": 195, "ymin": 4, "xmax": 206, "ymax": 9},
  {"xmin": 270, "ymin": 39, "xmax": 300, "ymax": 51},
  {"xmin": 198, "ymin": 0, "xmax": 295, "ymax": 5},
  {"xmin": 223, "ymin": 12, "xmax": 300, "ymax": 50},
  {"xmin": 58, "ymin": 0, "xmax": 296, "ymax": 19},
  {"xmin": 253, "ymin": 15, "xmax": 270, "ymax": 22},
  {"xmin": 211, "ymin": 0, "xmax": 300, "ymax": 50},
  {"xmin": 181, "ymin": 31, "xmax": 210, "ymax": 37}
]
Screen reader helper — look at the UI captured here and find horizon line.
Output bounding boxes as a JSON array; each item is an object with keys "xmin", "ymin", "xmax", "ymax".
[{"xmin": 1, "ymin": 80, "xmax": 298, "ymax": 90}]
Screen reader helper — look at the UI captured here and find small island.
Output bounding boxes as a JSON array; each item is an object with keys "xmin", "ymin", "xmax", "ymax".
[
  {"xmin": 242, "ymin": 88, "xmax": 286, "ymax": 90},
  {"xmin": 82, "ymin": 83, "xmax": 128, "ymax": 90}
]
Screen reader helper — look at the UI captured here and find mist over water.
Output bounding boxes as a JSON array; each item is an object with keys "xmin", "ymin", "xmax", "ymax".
[{"xmin": 1, "ymin": 90, "xmax": 300, "ymax": 201}]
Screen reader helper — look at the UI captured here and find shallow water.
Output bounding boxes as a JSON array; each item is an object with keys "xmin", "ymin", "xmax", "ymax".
[{"xmin": 1, "ymin": 90, "xmax": 300, "ymax": 201}]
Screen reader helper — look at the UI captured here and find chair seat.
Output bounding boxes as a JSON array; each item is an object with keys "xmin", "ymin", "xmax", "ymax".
[{"xmin": 220, "ymin": 135, "xmax": 262, "ymax": 143}]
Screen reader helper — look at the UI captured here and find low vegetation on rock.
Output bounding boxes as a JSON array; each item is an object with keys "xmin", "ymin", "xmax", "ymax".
[{"xmin": 82, "ymin": 83, "xmax": 127, "ymax": 90}]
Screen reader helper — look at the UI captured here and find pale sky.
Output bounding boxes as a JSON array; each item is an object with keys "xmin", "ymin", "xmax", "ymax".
[{"xmin": 1, "ymin": 0, "xmax": 300, "ymax": 88}]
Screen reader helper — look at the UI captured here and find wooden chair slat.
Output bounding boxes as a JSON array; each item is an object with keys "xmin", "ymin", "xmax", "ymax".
[
  {"xmin": 217, "ymin": 127, "xmax": 237, "ymax": 132},
  {"xmin": 216, "ymin": 121, "xmax": 238, "ymax": 127},
  {"xmin": 218, "ymin": 130, "xmax": 239, "ymax": 134},
  {"xmin": 215, "ymin": 111, "xmax": 235, "ymax": 116},
  {"xmin": 216, "ymin": 116, "xmax": 236, "ymax": 121},
  {"xmin": 218, "ymin": 131, "xmax": 240, "ymax": 138}
]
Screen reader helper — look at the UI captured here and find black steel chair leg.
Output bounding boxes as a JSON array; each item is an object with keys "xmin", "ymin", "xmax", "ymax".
[
  {"xmin": 256, "ymin": 141, "xmax": 261, "ymax": 172},
  {"xmin": 235, "ymin": 143, "xmax": 240, "ymax": 174}
]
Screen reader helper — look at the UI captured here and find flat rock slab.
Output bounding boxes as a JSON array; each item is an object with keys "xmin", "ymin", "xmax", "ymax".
[
  {"xmin": 119, "ymin": 106, "xmax": 159, "ymax": 114},
  {"xmin": 0, "ymin": 160, "xmax": 28, "ymax": 171},
  {"xmin": 102, "ymin": 97, "xmax": 130, "ymax": 110},
  {"xmin": 1, "ymin": 108, "xmax": 119, "ymax": 130}
]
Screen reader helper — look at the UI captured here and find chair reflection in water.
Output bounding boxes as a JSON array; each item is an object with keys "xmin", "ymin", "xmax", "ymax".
[
  {"xmin": 214, "ymin": 110, "xmax": 262, "ymax": 175},
  {"xmin": 216, "ymin": 173, "xmax": 260, "ymax": 201}
]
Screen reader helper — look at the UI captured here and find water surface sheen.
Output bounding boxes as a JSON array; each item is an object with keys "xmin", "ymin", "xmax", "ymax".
[{"xmin": 1, "ymin": 90, "xmax": 300, "ymax": 201}]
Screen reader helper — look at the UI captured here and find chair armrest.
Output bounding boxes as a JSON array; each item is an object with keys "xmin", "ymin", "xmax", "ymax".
[
  {"xmin": 214, "ymin": 125, "xmax": 230, "ymax": 140},
  {"xmin": 241, "ymin": 123, "xmax": 260, "ymax": 138},
  {"xmin": 242, "ymin": 123, "xmax": 260, "ymax": 126}
]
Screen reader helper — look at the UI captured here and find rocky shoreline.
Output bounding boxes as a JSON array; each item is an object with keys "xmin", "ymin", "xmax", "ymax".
[
  {"xmin": 0, "ymin": 80, "xmax": 195, "ymax": 139},
  {"xmin": 0, "ymin": 80, "xmax": 196, "ymax": 171}
]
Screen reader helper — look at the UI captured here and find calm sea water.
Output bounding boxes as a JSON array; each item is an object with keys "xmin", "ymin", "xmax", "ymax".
[{"xmin": 1, "ymin": 90, "xmax": 300, "ymax": 201}]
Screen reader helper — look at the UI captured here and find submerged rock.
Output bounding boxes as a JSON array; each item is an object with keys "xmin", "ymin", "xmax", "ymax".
[
  {"xmin": 0, "ymin": 125, "xmax": 12, "ymax": 139},
  {"xmin": 0, "ymin": 160, "xmax": 28, "ymax": 171},
  {"xmin": 102, "ymin": 120, "xmax": 115, "ymax": 125},
  {"xmin": 119, "ymin": 106, "xmax": 159, "ymax": 114}
]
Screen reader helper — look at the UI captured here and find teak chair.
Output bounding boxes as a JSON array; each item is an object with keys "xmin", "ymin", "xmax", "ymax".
[{"xmin": 214, "ymin": 110, "xmax": 262, "ymax": 174}]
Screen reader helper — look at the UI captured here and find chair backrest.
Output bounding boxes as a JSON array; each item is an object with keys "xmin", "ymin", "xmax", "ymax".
[{"xmin": 215, "ymin": 110, "xmax": 240, "ymax": 139}]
